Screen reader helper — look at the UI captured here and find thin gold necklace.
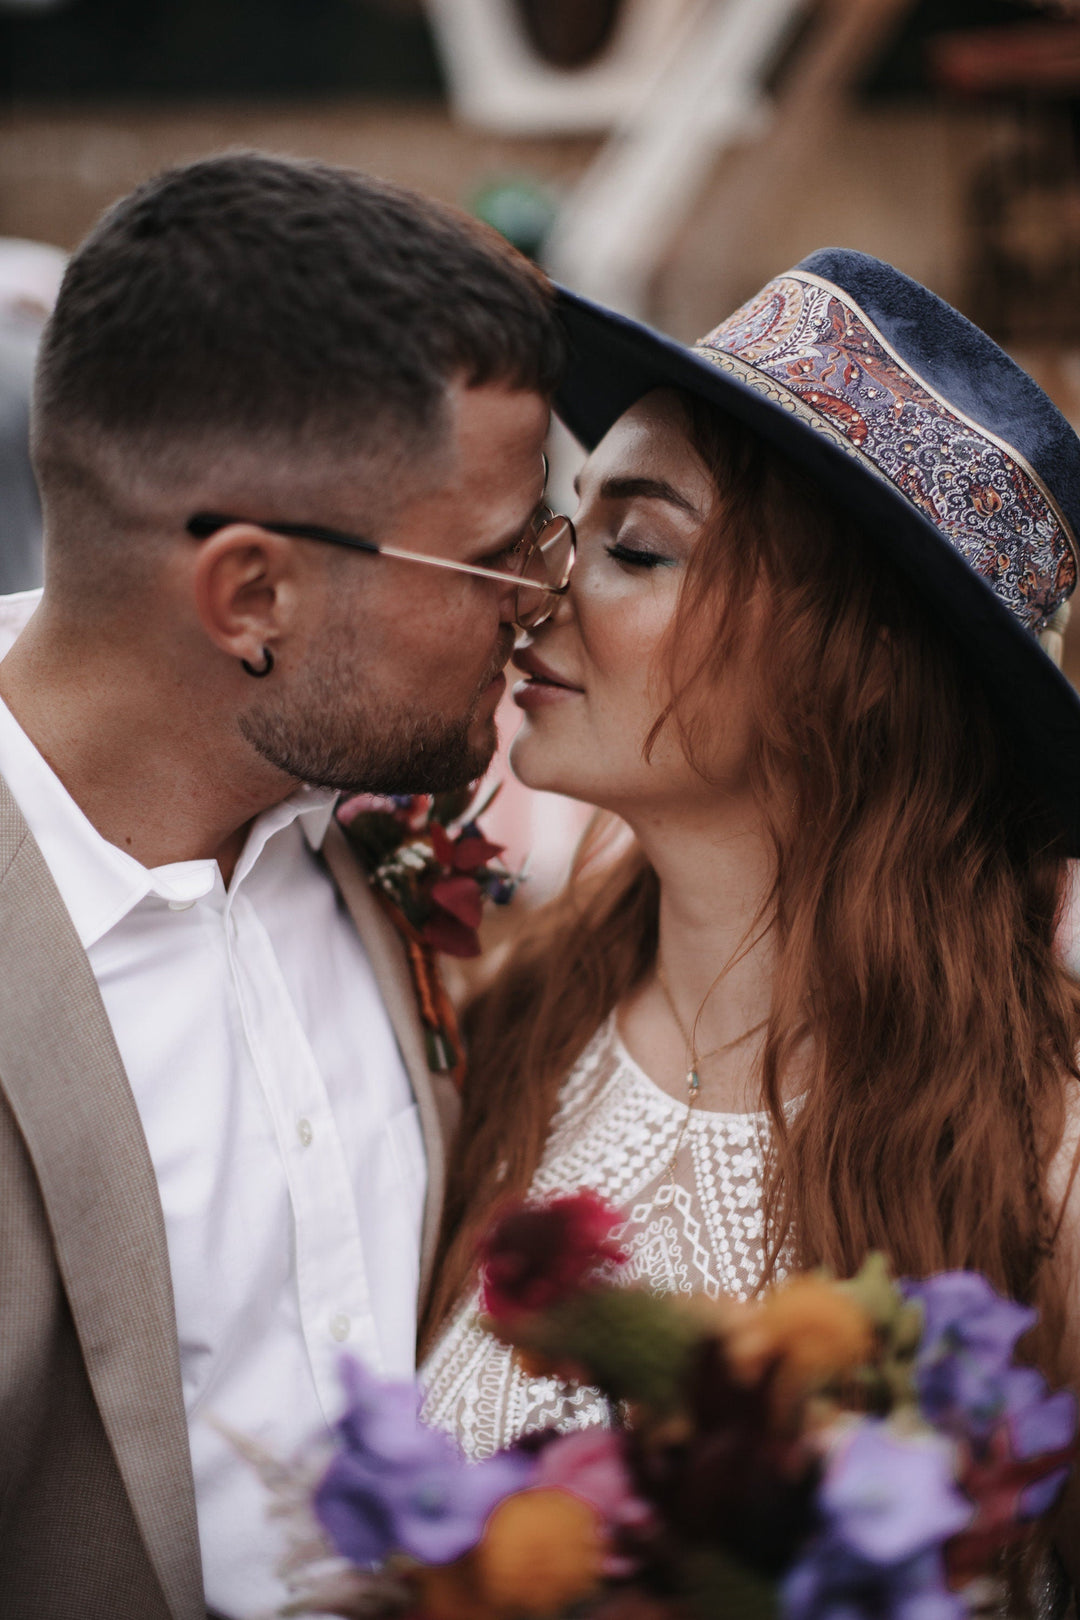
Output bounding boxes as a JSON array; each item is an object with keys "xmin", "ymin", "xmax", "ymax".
[
  {"xmin": 656, "ymin": 964, "xmax": 719, "ymax": 1087},
  {"xmin": 654, "ymin": 962, "xmax": 705, "ymax": 1199},
  {"xmin": 653, "ymin": 961, "xmax": 766, "ymax": 1197}
]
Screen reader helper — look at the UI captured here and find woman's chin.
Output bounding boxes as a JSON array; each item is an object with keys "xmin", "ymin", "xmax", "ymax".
[{"xmin": 508, "ymin": 729, "xmax": 577, "ymax": 797}]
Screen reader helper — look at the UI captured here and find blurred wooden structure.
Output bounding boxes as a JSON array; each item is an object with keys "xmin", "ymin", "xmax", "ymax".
[
  {"xmin": 427, "ymin": 0, "xmax": 696, "ymax": 133},
  {"xmin": 546, "ymin": 0, "xmax": 912, "ymax": 316}
]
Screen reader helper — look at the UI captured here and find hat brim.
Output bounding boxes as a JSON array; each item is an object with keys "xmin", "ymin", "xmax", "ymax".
[{"xmin": 554, "ymin": 285, "xmax": 1080, "ymax": 855}]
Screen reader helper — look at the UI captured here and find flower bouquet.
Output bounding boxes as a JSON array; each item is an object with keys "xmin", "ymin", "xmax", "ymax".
[
  {"xmin": 336, "ymin": 788, "xmax": 521, "ymax": 1075},
  {"xmin": 287, "ymin": 1193, "xmax": 1077, "ymax": 1620}
]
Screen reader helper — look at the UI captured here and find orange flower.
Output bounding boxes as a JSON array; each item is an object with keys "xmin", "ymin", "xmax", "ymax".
[
  {"xmin": 725, "ymin": 1275, "xmax": 874, "ymax": 1423},
  {"xmin": 474, "ymin": 1487, "xmax": 607, "ymax": 1615},
  {"xmin": 416, "ymin": 1559, "xmax": 499, "ymax": 1620}
]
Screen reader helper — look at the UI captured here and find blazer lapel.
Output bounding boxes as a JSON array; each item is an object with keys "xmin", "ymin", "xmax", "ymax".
[
  {"xmin": 0, "ymin": 778, "xmax": 203, "ymax": 1620},
  {"xmin": 321, "ymin": 821, "xmax": 457, "ymax": 1310}
]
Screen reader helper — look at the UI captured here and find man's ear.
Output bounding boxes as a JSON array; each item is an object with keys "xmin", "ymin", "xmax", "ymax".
[{"xmin": 190, "ymin": 523, "xmax": 300, "ymax": 670}]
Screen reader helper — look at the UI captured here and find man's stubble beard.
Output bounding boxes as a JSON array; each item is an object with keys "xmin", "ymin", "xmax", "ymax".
[{"xmin": 237, "ymin": 631, "xmax": 512, "ymax": 796}]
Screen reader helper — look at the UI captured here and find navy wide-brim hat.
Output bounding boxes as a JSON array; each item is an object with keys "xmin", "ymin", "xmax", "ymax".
[{"xmin": 554, "ymin": 249, "xmax": 1080, "ymax": 853}]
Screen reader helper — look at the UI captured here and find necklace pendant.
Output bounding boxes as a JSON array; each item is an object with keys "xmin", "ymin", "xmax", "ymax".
[{"xmin": 687, "ymin": 1068, "xmax": 700, "ymax": 1094}]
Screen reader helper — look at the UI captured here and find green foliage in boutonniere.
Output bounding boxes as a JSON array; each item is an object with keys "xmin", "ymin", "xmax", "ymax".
[{"xmin": 336, "ymin": 787, "xmax": 522, "ymax": 960}]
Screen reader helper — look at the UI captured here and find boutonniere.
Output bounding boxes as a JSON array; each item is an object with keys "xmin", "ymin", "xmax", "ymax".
[{"xmin": 336, "ymin": 786, "xmax": 522, "ymax": 1083}]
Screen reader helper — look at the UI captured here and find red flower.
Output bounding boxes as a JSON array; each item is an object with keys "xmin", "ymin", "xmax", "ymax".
[
  {"xmin": 429, "ymin": 821, "xmax": 505, "ymax": 872},
  {"xmin": 429, "ymin": 874, "xmax": 485, "ymax": 930},
  {"xmin": 422, "ymin": 874, "xmax": 485, "ymax": 958},
  {"xmin": 451, "ymin": 831, "xmax": 505, "ymax": 872},
  {"xmin": 479, "ymin": 1192, "xmax": 627, "ymax": 1325},
  {"xmin": 421, "ymin": 826, "xmax": 509, "ymax": 958}
]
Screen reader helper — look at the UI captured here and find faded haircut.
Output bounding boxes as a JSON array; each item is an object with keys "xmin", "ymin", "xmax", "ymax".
[{"xmin": 31, "ymin": 151, "xmax": 565, "ymax": 582}]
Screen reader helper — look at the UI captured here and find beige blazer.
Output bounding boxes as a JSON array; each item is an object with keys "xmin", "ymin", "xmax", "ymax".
[{"xmin": 0, "ymin": 778, "xmax": 459, "ymax": 1620}]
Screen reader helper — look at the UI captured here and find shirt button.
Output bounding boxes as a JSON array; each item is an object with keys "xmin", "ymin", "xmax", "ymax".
[
  {"xmin": 330, "ymin": 1313, "xmax": 351, "ymax": 1343},
  {"xmin": 297, "ymin": 1117, "xmax": 313, "ymax": 1148},
  {"xmin": 168, "ymin": 899, "xmax": 196, "ymax": 912}
]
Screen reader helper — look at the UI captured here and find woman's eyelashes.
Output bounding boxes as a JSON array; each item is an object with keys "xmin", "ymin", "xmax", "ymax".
[{"xmin": 604, "ymin": 540, "xmax": 677, "ymax": 571}]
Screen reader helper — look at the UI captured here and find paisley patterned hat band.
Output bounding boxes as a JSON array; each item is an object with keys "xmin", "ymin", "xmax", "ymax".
[
  {"xmin": 698, "ymin": 270, "xmax": 1077, "ymax": 655},
  {"xmin": 553, "ymin": 249, "xmax": 1080, "ymax": 850}
]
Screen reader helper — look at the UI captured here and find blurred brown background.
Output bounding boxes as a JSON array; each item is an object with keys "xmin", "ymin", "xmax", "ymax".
[{"xmin": 3, "ymin": 3, "xmax": 1077, "ymax": 332}]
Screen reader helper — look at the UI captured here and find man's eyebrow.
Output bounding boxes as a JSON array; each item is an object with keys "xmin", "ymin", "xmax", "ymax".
[
  {"xmin": 592, "ymin": 474, "xmax": 703, "ymax": 518},
  {"xmin": 471, "ymin": 481, "xmax": 548, "ymax": 560}
]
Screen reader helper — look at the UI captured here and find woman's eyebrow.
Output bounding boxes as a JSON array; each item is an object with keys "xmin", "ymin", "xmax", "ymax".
[{"xmin": 593, "ymin": 474, "xmax": 703, "ymax": 518}]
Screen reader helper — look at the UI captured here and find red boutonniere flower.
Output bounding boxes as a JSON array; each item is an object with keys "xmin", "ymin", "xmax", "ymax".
[{"xmin": 336, "ymin": 786, "xmax": 523, "ymax": 1078}]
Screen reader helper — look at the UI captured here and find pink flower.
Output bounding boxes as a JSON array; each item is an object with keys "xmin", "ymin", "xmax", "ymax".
[
  {"xmin": 337, "ymin": 793, "xmax": 431, "ymax": 831},
  {"xmin": 533, "ymin": 1431, "xmax": 653, "ymax": 1578},
  {"xmin": 536, "ymin": 1430, "xmax": 652, "ymax": 1524}
]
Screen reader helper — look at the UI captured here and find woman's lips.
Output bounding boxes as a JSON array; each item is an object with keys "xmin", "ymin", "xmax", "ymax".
[
  {"xmin": 511, "ymin": 672, "xmax": 583, "ymax": 710},
  {"xmin": 511, "ymin": 649, "xmax": 584, "ymax": 709}
]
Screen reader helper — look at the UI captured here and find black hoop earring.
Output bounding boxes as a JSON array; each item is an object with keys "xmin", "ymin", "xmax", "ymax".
[{"xmin": 241, "ymin": 648, "xmax": 274, "ymax": 678}]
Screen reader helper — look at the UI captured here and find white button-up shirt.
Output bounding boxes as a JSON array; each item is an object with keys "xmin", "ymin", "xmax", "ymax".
[{"xmin": 0, "ymin": 594, "xmax": 426, "ymax": 1619}]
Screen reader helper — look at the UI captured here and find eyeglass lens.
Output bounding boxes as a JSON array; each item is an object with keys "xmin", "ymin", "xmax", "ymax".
[{"xmin": 515, "ymin": 516, "xmax": 575, "ymax": 629}]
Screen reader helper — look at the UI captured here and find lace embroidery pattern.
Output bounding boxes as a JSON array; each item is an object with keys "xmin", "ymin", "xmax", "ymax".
[{"xmin": 420, "ymin": 1015, "xmax": 784, "ymax": 1460}]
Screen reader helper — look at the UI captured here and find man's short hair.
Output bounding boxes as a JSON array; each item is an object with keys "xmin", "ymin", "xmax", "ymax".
[{"xmin": 32, "ymin": 151, "xmax": 565, "ymax": 519}]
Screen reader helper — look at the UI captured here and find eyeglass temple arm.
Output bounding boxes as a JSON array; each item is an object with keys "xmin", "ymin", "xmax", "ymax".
[
  {"xmin": 187, "ymin": 515, "xmax": 561, "ymax": 596},
  {"xmin": 186, "ymin": 515, "xmax": 385, "ymax": 551},
  {"xmin": 376, "ymin": 543, "xmax": 560, "ymax": 595},
  {"xmin": 266, "ymin": 520, "xmax": 383, "ymax": 553},
  {"xmin": 242, "ymin": 518, "xmax": 556, "ymax": 591}
]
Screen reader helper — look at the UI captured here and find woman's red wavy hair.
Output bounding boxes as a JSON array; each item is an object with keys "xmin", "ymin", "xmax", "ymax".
[{"xmin": 421, "ymin": 394, "xmax": 1080, "ymax": 1370}]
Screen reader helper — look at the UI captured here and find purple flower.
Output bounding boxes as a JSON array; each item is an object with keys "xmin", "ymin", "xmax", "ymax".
[
  {"xmin": 821, "ymin": 1423, "xmax": 972, "ymax": 1565},
  {"xmin": 902, "ymin": 1273, "xmax": 1036, "ymax": 1442},
  {"xmin": 783, "ymin": 1422, "xmax": 972, "ymax": 1620},
  {"xmin": 901, "ymin": 1271, "xmax": 1077, "ymax": 1524},
  {"xmin": 1006, "ymin": 1371, "xmax": 1077, "ymax": 1460},
  {"xmin": 784, "ymin": 1542, "xmax": 965, "ymax": 1620},
  {"xmin": 315, "ymin": 1358, "xmax": 534, "ymax": 1568},
  {"xmin": 481, "ymin": 873, "xmax": 516, "ymax": 905},
  {"xmin": 1002, "ymin": 1367, "xmax": 1079, "ymax": 1519},
  {"xmin": 334, "ymin": 1358, "xmax": 430, "ymax": 1465},
  {"xmin": 903, "ymin": 1272, "xmax": 1035, "ymax": 1364}
]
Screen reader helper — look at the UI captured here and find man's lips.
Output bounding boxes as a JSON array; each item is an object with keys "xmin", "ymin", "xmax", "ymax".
[{"xmin": 478, "ymin": 632, "xmax": 516, "ymax": 697}]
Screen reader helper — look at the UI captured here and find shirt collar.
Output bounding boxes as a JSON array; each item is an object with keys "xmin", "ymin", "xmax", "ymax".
[
  {"xmin": 230, "ymin": 785, "xmax": 337, "ymax": 889},
  {"xmin": 300, "ymin": 795, "xmax": 337, "ymax": 853},
  {"xmin": 0, "ymin": 695, "xmax": 339, "ymax": 950}
]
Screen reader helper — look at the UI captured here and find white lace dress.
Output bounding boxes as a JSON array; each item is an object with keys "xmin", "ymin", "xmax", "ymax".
[{"xmin": 420, "ymin": 1012, "xmax": 784, "ymax": 1460}]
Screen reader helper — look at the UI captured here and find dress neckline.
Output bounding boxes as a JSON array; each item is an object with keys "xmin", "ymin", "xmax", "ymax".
[{"xmin": 605, "ymin": 1012, "xmax": 774, "ymax": 1125}]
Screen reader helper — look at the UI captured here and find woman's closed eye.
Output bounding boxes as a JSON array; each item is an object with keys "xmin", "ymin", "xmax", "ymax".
[{"xmin": 605, "ymin": 540, "xmax": 677, "ymax": 570}]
